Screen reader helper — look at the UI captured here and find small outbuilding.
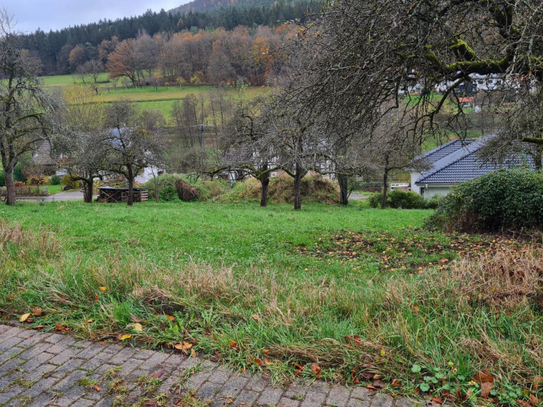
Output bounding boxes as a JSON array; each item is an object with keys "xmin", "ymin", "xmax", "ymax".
[{"xmin": 98, "ymin": 187, "xmax": 149, "ymax": 203}]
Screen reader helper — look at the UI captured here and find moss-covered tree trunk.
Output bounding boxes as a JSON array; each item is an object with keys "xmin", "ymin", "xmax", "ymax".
[{"xmin": 338, "ymin": 173, "xmax": 349, "ymax": 206}]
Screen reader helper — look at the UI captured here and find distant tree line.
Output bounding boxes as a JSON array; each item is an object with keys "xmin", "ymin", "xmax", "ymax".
[{"xmin": 16, "ymin": 0, "xmax": 320, "ymax": 76}]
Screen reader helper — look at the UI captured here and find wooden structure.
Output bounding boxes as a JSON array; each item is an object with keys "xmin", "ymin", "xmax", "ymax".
[{"xmin": 98, "ymin": 187, "xmax": 149, "ymax": 203}]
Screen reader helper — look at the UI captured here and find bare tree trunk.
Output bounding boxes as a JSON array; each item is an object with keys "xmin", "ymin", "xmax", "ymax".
[
  {"xmin": 4, "ymin": 167, "xmax": 16, "ymax": 206},
  {"xmin": 260, "ymin": 175, "xmax": 269, "ymax": 207},
  {"xmin": 294, "ymin": 163, "xmax": 303, "ymax": 210},
  {"xmin": 338, "ymin": 173, "xmax": 349, "ymax": 206},
  {"xmin": 381, "ymin": 169, "xmax": 389, "ymax": 209},
  {"xmin": 259, "ymin": 165, "xmax": 270, "ymax": 207},
  {"xmin": 83, "ymin": 179, "xmax": 94, "ymax": 203},
  {"xmin": 127, "ymin": 167, "xmax": 134, "ymax": 206}
]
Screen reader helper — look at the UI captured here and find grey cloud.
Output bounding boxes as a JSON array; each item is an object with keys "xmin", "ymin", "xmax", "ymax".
[{"xmin": 1, "ymin": 0, "xmax": 187, "ymax": 33}]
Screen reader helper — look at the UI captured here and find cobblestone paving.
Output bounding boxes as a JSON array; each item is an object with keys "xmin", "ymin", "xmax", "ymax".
[{"xmin": 0, "ymin": 325, "xmax": 433, "ymax": 407}]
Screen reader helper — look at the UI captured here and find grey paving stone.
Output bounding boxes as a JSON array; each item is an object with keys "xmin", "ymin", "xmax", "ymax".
[
  {"xmin": 186, "ymin": 371, "xmax": 213, "ymax": 391},
  {"xmin": 24, "ymin": 363, "xmax": 57, "ymax": 381},
  {"xmin": 22, "ymin": 375, "xmax": 60, "ymax": 398},
  {"xmin": 52, "ymin": 369, "xmax": 88, "ymax": 392},
  {"xmin": 351, "ymin": 387, "xmax": 373, "ymax": 401},
  {"xmin": 208, "ymin": 366, "xmax": 232, "ymax": 384},
  {"xmin": 309, "ymin": 380, "xmax": 331, "ymax": 394},
  {"xmin": 46, "ymin": 336, "xmax": 77, "ymax": 354},
  {"xmin": 256, "ymin": 386, "xmax": 284, "ymax": 406},
  {"xmin": 70, "ymin": 398, "xmax": 95, "ymax": 407},
  {"xmin": 0, "ymin": 336, "xmax": 25, "ymax": 353},
  {"xmin": 50, "ymin": 357, "xmax": 85, "ymax": 378},
  {"xmin": 348, "ymin": 397, "xmax": 371, "ymax": 407},
  {"xmin": 218, "ymin": 374, "xmax": 249, "ymax": 399},
  {"xmin": 236, "ymin": 389, "xmax": 260, "ymax": 406},
  {"xmin": 27, "ymin": 393, "xmax": 57, "ymax": 407},
  {"xmin": 107, "ymin": 346, "xmax": 136, "ymax": 365},
  {"xmin": 326, "ymin": 385, "xmax": 351, "ymax": 406},
  {"xmin": 0, "ymin": 384, "xmax": 25, "ymax": 404},
  {"xmin": 300, "ymin": 391, "xmax": 327, "ymax": 407},
  {"xmin": 284, "ymin": 382, "xmax": 309, "ymax": 400},
  {"xmin": 196, "ymin": 380, "xmax": 224, "ymax": 399},
  {"xmin": 278, "ymin": 397, "xmax": 301, "ymax": 407},
  {"xmin": 53, "ymin": 385, "xmax": 87, "ymax": 407},
  {"xmin": 372, "ymin": 392, "xmax": 393, "ymax": 407},
  {"xmin": 19, "ymin": 350, "xmax": 55, "ymax": 372}
]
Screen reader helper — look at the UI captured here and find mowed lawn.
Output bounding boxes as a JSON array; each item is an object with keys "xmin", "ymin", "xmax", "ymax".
[
  {"xmin": 40, "ymin": 74, "xmax": 267, "ymax": 119},
  {"xmin": 1, "ymin": 201, "xmax": 542, "ymax": 404}
]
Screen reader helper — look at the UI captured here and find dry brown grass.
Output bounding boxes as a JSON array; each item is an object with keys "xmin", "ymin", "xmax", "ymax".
[
  {"xmin": 0, "ymin": 219, "xmax": 60, "ymax": 259},
  {"xmin": 451, "ymin": 246, "xmax": 543, "ymax": 308}
]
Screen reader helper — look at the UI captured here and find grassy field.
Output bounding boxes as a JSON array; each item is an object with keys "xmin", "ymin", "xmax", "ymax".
[
  {"xmin": 1, "ymin": 201, "xmax": 542, "ymax": 405},
  {"xmin": 40, "ymin": 74, "xmax": 266, "ymax": 120}
]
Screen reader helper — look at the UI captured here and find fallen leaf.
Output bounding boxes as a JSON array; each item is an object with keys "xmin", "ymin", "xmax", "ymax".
[
  {"xmin": 252, "ymin": 358, "xmax": 264, "ymax": 367},
  {"xmin": 31, "ymin": 308, "xmax": 43, "ymax": 316},
  {"xmin": 165, "ymin": 314, "xmax": 175, "ymax": 322},
  {"xmin": 372, "ymin": 380, "xmax": 385, "ymax": 389},
  {"xmin": 251, "ymin": 314, "xmax": 261, "ymax": 322},
  {"xmin": 361, "ymin": 371, "xmax": 375, "ymax": 380},
  {"xmin": 94, "ymin": 384, "xmax": 101, "ymax": 392},
  {"xmin": 345, "ymin": 334, "xmax": 363, "ymax": 347},
  {"xmin": 133, "ymin": 323, "xmax": 143, "ymax": 332},
  {"xmin": 473, "ymin": 371, "xmax": 495, "ymax": 383},
  {"xmin": 529, "ymin": 394, "xmax": 540, "ymax": 406},
  {"xmin": 119, "ymin": 334, "xmax": 131, "ymax": 341},
  {"xmin": 99, "ymin": 286, "xmax": 107, "ymax": 291},
  {"xmin": 34, "ymin": 325, "xmax": 44, "ymax": 330},
  {"xmin": 366, "ymin": 385, "xmax": 377, "ymax": 391},
  {"xmin": 190, "ymin": 348, "xmax": 197, "ymax": 358},
  {"xmin": 151, "ymin": 370, "xmax": 165, "ymax": 379},
  {"xmin": 480, "ymin": 382, "xmax": 493, "ymax": 399},
  {"xmin": 311, "ymin": 363, "xmax": 322, "ymax": 376},
  {"xmin": 264, "ymin": 358, "xmax": 275, "ymax": 366},
  {"xmin": 55, "ymin": 323, "xmax": 71, "ymax": 332},
  {"xmin": 431, "ymin": 397, "xmax": 443, "ymax": 404},
  {"xmin": 230, "ymin": 340, "xmax": 238, "ymax": 349},
  {"xmin": 263, "ymin": 349, "xmax": 270, "ymax": 355},
  {"xmin": 174, "ymin": 342, "xmax": 193, "ymax": 354},
  {"xmin": 391, "ymin": 379, "xmax": 400, "ymax": 387},
  {"xmin": 19, "ymin": 313, "xmax": 31, "ymax": 323},
  {"xmin": 94, "ymin": 294, "xmax": 99, "ymax": 302},
  {"xmin": 534, "ymin": 376, "xmax": 542, "ymax": 391}
]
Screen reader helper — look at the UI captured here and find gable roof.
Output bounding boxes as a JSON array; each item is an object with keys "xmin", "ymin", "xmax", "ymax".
[{"xmin": 415, "ymin": 134, "xmax": 533, "ymax": 185}]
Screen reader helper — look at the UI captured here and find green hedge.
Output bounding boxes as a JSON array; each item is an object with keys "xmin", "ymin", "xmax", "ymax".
[
  {"xmin": 369, "ymin": 190, "xmax": 441, "ymax": 209},
  {"xmin": 426, "ymin": 169, "xmax": 543, "ymax": 232}
]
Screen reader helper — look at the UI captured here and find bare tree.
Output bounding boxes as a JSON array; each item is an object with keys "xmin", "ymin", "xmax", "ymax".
[
  {"xmin": 0, "ymin": 11, "xmax": 60, "ymax": 205},
  {"xmin": 52, "ymin": 85, "xmax": 108, "ymax": 203},
  {"xmin": 223, "ymin": 94, "xmax": 279, "ymax": 207},
  {"xmin": 76, "ymin": 59, "xmax": 104, "ymax": 85},
  {"xmin": 103, "ymin": 101, "xmax": 165, "ymax": 206}
]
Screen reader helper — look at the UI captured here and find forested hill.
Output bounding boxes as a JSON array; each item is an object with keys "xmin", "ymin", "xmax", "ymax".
[
  {"xmin": 18, "ymin": 0, "xmax": 321, "ymax": 75},
  {"xmin": 170, "ymin": 0, "xmax": 279, "ymax": 15}
]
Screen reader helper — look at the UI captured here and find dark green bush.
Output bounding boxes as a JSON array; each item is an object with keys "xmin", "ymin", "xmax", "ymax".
[
  {"xmin": 159, "ymin": 185, "xmax": 178, "ymax": 202},
  {"xmin": 0, "ymin": 171, "xmax": 4, "ymax": 187},
  {"xmin": 426, "ymin": 169, "xmax": 543, "ymax": 232},
  {"xmin": 369, "ymin": 190, "xmax": 431, "ymax": 209},
  {"xmin": 49, "ymin": 174, "xmax": 61, "ymax": 185}
]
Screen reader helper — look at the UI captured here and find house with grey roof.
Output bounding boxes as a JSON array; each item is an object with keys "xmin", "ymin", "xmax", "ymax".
[{"xmin": 411, "ymin": 135, "xmax": 533, "ymax": 199}]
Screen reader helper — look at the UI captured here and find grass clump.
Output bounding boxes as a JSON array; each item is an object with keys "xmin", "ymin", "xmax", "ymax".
[{"xmin": 219, "ymin": 173, "xmax": 339, "ymax": 204}]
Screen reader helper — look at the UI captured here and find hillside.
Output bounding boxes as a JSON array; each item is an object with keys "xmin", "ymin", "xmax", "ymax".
[{"xmin": 171, "ymin": 0, "xmax": 301, "ymax": 15}]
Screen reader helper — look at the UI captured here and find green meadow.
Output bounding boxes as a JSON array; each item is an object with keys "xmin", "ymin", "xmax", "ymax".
[{"xmin": 1, "ymin": 201, "xmax": 541, "ymax": 405}]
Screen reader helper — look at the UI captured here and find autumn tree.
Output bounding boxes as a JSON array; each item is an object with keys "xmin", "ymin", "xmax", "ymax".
[
  {"xmin": 0, "ymin": 13, "xmax": 59, "ymax": 205},
  {"xmin": 107, "ymin": 39, "xmax": 138, "ymax": 86},
  {"xmin": 68, "ymin": 44, "xmax": 88, "ymax": 72},
  {"xmin": 75, "ymin": 59, "xmax": 103, "ymax": 84}
]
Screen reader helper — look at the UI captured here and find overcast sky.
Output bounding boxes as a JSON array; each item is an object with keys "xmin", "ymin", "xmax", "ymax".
[{"xmin": 1, "ymin": 0, "xmax": 190, "ymax": 34}]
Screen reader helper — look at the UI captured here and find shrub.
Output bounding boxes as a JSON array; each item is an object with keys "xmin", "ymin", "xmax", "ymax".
[
  {"xmin": 61, "ymin": 175, "xmax": 80, "ymax": 190},
  {"xmin": 145, "ymin": 173, "xmax": 227, "ymax": 202},
  {"xmin": 369, "ymin": 190, "xmax": 430, "ymax": 209},
  {"xmin": 426, "ymin": 168, "xmax": 543, "ymax": 232},
  {"xmin": 50, "ymin": 174, "xmax": 61, "ymax": 185},
  {"xmin": 159, "ymin": 185, "xmax": 178, "ymax": 202}
]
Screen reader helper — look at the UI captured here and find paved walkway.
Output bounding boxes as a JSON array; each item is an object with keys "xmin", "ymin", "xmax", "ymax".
[{"xmin": 0, "ymin": 325, "xmax": 430, "ymax": 407}]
